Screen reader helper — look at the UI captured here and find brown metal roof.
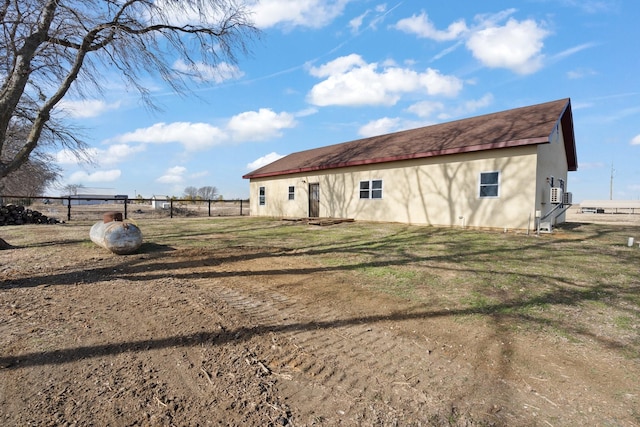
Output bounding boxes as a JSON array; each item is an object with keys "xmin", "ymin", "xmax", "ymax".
[{"xmin": 243, "ymin": 98, "xmax": 577, "ymax": 179}]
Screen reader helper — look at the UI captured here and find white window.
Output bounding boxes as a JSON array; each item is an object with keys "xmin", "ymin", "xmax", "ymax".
[
  {"xmin": 288, "ymin": 186, "xmax": 295, "ymax": 200},
  {"xmin": 479, "ymin": 172, "xmax": 500, "ymax": 198},
  {"xmin": 259, "ymin": 186, "xmax": 266, "ymax": 205},
  {"xmin": 360, "ymin": 179, "xmax": 383, "ymax": 199}
]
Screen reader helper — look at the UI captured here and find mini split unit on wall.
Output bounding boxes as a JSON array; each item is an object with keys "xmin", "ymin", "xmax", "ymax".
[
  {"xmin": 549, "ymin": 187, "xmax": 572, "ymax": 205},
  {"xmin": 550, "ymin": 187, "xmax": 563, "ymax": 204}
]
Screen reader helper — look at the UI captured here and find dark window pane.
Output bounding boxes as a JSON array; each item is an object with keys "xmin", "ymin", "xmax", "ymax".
[
  {"xmin": 480, "ymin": 172, "xmax": 499, "ymax": 185},
  {"xmin": 480, "ymin": 185, "xmax": 498, "ymax": 197}
]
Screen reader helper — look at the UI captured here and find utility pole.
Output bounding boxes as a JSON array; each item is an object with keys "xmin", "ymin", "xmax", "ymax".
[{"xmin": 609, "ymin": 163, "xmax": 615, "ymax": 200}]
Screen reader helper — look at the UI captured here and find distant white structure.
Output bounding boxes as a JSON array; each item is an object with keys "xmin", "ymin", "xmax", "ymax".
[
  {"xmin": 151, "ymin": 195, "xmax": 170, "ymax": 210},
  {"xmin": 579, "ymin": 200, "xmax": 640, "ymax": 214}
]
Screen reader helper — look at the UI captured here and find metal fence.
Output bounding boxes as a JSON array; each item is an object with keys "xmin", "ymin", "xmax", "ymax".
[{"xmin": 0, "ymin": 195, "xmax": 250, "ymax": 222}]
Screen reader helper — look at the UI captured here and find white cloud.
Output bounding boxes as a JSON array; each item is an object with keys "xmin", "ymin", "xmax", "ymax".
[
  {"xmin": 406, "ymin": 101, "xmax": 445, "ymax": 118},
  {"xmin": 156, "ymin": 166, "xmax": 187, "ymax": 184},
  {"xmin": 567, "ymin": 68, "xmax": 597, "ymax": 79},
  {"xmin": 571, "ymin": 101, "xmax": 594, "ymax": 110},
  {"xmin": 56, "ymin": 99, "xmax": 121, "ymax": 118},
  {"xmin": 227, "ymin": 108, "xmax": 297, "ymax": 142},
  {"xmin": 358, "ymin": 117, "xmax": 403, "ymax": 137},
  {"xmin": 631, "ymin": 135, "xmax": 640, "ymax": 145},
  {"xmin": 116, "ymin": 122, "xmax": 228, "ymax": 151},
  {"xmin": 248, "ymin": 0, "xmax": 351, "ymax": 29},
  {"xmin": 436, "ymin": 94, "xmax": 494, "ymax": 120},
  {"xmin": 307, "ymin": 54, "xmax": 463, "ymax": 107},
  {"xmin": 360, "ymin": 95, "xmax": 495, "ymax": 137},
  {"xmin": 294, "ymin": 107, "xmax": 319, "ymax": 117},
  {"xmin": 68, "ymin": 169, "xmax": 121, "ymax": 183},
  {"xmin": 150, "ymin": 0, "xmax": 234, "ymax": 26},
  {"xmin": 309, "ymin": 54, "xmax": 366, "ymax": 78},
  {"xmin": 189, "ymin": 171, "xmax": 209, "ymax": 179},
  {"xmin": 405, "ymin": 95, "xmax": 494, "ymax": 122},
  {"xmin": 349, "ymin": 10, "xmax": 370, "ymax": 33},
  {"xmin": 553, "ymin": 43, "xmax": 598, "ymax": 61},
  {"xmin": 431, "ymin": 41, "xmax": 465, "ymax": 61},
  {"xmin": 466, "ymin": 18, "xmax": 549, "ymax": 74},
  {"xmin": 349, "ymin": 4, "xmax": 388, "ymax": 33},
  {"xmin": 358, "ymin": 117, "xmax": 429, "ymax": 137},
  {"xmin": 100, "ymin": 144, "xmax": 147, "ymax": 165},
  {"xmin": 394, "ymin": 9, "xmax": 550, "ymax": 75},
  {"xmin": 394, "ymin": 12, "xmax": 468, "ymax": 41},
  {"xmin": 419, "ymin": 69, "xmax": 463, "ymax": 96},
  {"xmin": 113, "ymin": 108, "xmax": 297, "ymax": 151},
  {"xmin": 55, "ymin": 148, "xmax": 91, "ymax": 165},
  {"xmin": 55, "ymin": 144, "xmax": 146, "ymax": 168},
  {"xmin": 173, "ymin": 59, "xmax": 244, "ymax": 83},
  {"xmin": 247, "ymin": 152, "xmax": 285, "ymax": 170}
]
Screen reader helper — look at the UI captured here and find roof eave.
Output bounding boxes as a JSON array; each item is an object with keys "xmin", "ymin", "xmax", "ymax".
[
  {"xmin": 559, "ymin": 100, "xmax": 578, "ymax": 171},
  {"xmin": 243, "ymin": 137, "xmax": 550, "ymax": 180}
]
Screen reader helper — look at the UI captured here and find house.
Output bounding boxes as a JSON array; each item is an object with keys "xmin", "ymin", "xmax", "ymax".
[{"xmin": 243, "ymin": 98, "xmax": 577, "ymax": 231}]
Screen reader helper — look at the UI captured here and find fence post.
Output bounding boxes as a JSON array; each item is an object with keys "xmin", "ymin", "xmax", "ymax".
[
  {"xmin": 208, "ymin": 199, "xmax": 211, "ymax": 217},
  {"xmin": 124, "ymin": 197, "xmax": 128, "ymax": 219},
  {"xmin": 240, "ymin": 199, "xmax": 243, "ymax": 216},
  {"xmin": 67, "ymin": 197, "xmax": 72, "ymax": 221},
  {"xmin": 170, "ymin": 199, "xmax": 173, "ymax": 218}
]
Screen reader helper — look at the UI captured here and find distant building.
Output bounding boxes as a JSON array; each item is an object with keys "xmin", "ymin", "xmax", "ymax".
[
  {"xmin": 62, "ymin": 188, "xmax": 122, "ymax": 205},
  {"xmin": 243, "ymin": 98, "xmax": 578, "ymax": 231},
  {"xmin": 579, "ymin": 200, "xmax": 640, "ymax": 214},
  {"xmin": 151, "ymin": 195, "xmax": 170, "ymax": 210}
]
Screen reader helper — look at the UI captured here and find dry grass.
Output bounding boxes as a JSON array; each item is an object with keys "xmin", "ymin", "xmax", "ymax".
[{"xmin": 2, "ymin": 214, "xmax": 639, "ymax": 359}]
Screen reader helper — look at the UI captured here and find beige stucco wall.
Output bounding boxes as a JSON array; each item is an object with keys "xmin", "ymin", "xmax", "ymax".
[
  {"xmin": 247, "ymin": 145, "xmax": 564, "ymax": 230},
  {"xmin": 535, "ymin": 124, "xmax": 570, "ymax": 225}
]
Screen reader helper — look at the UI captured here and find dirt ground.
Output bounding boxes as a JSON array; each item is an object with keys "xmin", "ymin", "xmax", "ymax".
[{"xmin": 1, "ymin": 210, "xmax": 639, "ymax": 426}]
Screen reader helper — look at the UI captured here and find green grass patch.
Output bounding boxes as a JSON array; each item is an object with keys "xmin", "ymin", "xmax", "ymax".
[{"xmin": 614, "ymin": 315, "xmax": 634, "ymax": 330}]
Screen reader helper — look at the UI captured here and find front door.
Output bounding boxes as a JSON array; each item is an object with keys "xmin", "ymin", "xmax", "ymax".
[{"xmin": 308, "ymin": 183, "xmax": 319, "ymax": 218}]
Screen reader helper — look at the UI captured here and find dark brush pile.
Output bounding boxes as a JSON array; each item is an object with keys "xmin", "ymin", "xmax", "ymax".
[{"xmin": 0, "ymin": 204, "xmax": 62, "ymax": 226}]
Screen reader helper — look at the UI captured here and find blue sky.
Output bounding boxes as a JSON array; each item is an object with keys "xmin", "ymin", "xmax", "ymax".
[{"xmin": 52, "ymin": 0, "xmax": 640, "ymax": 202}]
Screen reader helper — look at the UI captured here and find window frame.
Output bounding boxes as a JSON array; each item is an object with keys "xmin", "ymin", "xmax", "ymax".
[
  {"xmin": 259, "ymin": 186, "xmax": 266, "ymax": 206},
  {"xmin": 288, "ymin": 186, "xmax": 295, "ymax": 201},
  {"xmin": 359, "ymin": 179, "xmax": 383, "ymax": 199},
  {"xmin": 478, "ymin": 171, "xmax": 500, "ymax": 198}
]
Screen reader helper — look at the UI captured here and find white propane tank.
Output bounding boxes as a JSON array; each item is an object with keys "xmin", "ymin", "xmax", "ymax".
[{"xmin": 90, "ymin": 212, "xmax": 142, "ymax": 255}]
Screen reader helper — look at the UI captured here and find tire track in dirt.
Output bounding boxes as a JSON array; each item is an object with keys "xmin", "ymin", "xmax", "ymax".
[
  {"xmin": 206, "ymin": 278, "xmax": 482, "ymax": 424},
  {"xmin": 0, "ymin": 274, "xmax": 294, "ymax": 426}
]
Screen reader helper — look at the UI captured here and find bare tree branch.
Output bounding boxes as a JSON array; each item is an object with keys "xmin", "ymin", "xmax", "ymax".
[{"xmin": 0, "ymin": 0, "xmax": 258, "ymax": 180}]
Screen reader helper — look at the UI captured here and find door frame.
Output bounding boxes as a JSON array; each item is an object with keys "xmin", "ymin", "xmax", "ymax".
[{"xmin": 308, "ymin": 182, "xmax": 319, "ymax": 218}]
